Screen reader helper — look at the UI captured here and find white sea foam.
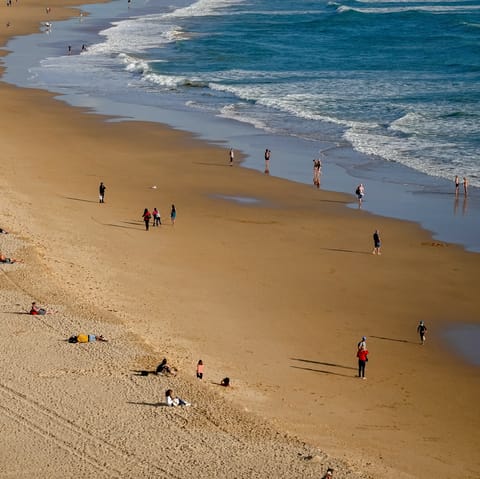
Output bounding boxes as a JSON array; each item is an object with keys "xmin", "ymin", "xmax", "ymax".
[
  {"xmin": 337, "ymin": 3, "xmax": 480, "ymax": 13},
  {"xmin": 345, "ymin": 126, "xmax": 480, "ymax": 186},
  {"xmin": 218, "ymin": 104, "xmax": 270, "ymax": 131},
  {"xmin": 118, "ymin": 53, "xmax": 150, "ymax": 74},
  {"xmin": 88, "ymin": 18, "xmax": 183, "ymax": 56},
  {"xmin": 163, "ymin": 0, "xmax": 245, "ymax": 18}
]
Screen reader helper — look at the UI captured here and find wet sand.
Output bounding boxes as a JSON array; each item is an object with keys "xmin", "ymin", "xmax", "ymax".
[{"xmin": 0, "ymin": 2, "xmax": 479, "ymax": 478}]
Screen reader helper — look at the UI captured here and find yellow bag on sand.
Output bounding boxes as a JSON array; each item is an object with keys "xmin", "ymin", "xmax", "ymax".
[{"xmin": 77, "ymin": 334, "xmax": 88, "ymax": 343}]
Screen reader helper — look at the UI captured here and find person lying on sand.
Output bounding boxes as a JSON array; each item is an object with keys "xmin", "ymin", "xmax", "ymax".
[
  {"xmin": 0, "ymin": 253, "xmax": 22, "ymax": 264},
  {"xmin": 0, "ymin": 228, "xmax": 8, "ymax": 234},
  {"xmin": 29, "ymin": 302, "xmax": 52, "ymax": 315},
  {"xmin": 68, "ymin": 334, "xmax": 107, "ymax": 343},
  {"xmin": 165, "ymin": 389, "xmax": 190, "ymax": 407},
  {"xmin": 156, "ymin": 358, "xmax": 177, "ymax": 376}
]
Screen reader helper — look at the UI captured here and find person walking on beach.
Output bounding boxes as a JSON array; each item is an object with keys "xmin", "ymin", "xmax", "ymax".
[
  {"xmin": 463, "ymin": 177, "xmax": 468, "ymax": 197},
  {"xmin": 455, "ymin": 175, "xmax": 460, "ymax": 196},
  {"xmin": 152, "ymin": 207, "xmax": 161, "ymax": 227},
  {"xmin": 142, "ymin": 208, "xmax": 151, "ymax": 231},
  {"xmin": 417, "ymin": 321, "xmax": 427, "ymax": 345},
  {"xmin": 264, "ymin": 148, "xmax": 271, "ymax": 174},
  {"xmin": 170, "ymin": 204, "xmax": 176, "ymax": 225},
  {"xmin": 356, "ymin": 183, "xmax": 365, "ymax": 207},
  {"xmin": 196, "ymin": 360, "xmax": 204, "ymax": 379},
  {"xmin": 357, "ymin": 345, "xmax": 368, "ymax": 379},
  {"xmin": 229, "ymin": 148, "xmax": 234, "ymax": 166},
  {"xmin": 372, "ymin": 229, "xmax": 381, "ymax": 255},
  {"xmin": 313, "ymin": 158, "xmax": 322, "ymax": 188},
  {"xmin": 99, "ymin": 182, "xmax": 106, "ymax": 203}
]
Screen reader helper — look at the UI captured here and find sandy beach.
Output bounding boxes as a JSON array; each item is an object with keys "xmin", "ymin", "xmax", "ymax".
[{"xmin": 1, "ymin": 2, "xmax": 480, "ymax": 478}]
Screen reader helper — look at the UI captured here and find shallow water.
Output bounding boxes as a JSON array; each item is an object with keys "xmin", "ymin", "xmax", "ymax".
[
  {"xmin": 214, "ymin": 194, "xmax": 261, "ymax": 205},
  {"xmin": 442, "ymin": 324, "xmax": 480, "ymax": 367}
]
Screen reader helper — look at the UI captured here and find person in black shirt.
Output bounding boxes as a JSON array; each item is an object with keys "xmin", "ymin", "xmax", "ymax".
[
  {"xmin": 417, "ymin": 321, "xmax": 427, "ymax": 345},
  {"xmin": 372, "ymin": 229, "xmax": 381, "ymax": 255},
  {"xmin": 99, "ymin": 182, "xmax": 106, "ymax": 203}
]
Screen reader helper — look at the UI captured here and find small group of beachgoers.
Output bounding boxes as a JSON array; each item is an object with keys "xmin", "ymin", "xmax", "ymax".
[
  {"xmin": 454, "ymin": 175, "xmax": 468, "ymax": 196},
  {"xmin": 142, "ymin": 205, "xmax": 175, "ymax": 230}
]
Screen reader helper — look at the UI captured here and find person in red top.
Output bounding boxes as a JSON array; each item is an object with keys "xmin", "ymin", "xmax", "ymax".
[
  {"xmin": 142, "ymin": 208, "xmax": 151, "ymax": 231},
  {"xmin": 196, "ymin": 360, "xmax": 204, "ymax": 379},
  {"xmin": 357, "ymin": 346, "xmax": 369, "ymax": 379}
]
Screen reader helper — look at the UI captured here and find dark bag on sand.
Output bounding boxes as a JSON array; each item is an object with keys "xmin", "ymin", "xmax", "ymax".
[{"xmin": 68, "ymin": 335, "xmax": 78, "ymax": 343}]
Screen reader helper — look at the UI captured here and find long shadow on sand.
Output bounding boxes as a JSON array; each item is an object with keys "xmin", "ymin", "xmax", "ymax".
[
  {"xmin": 291, "ymin": 358, "xmax": 356, "ymax": 371},
  {"xmin": 291, "ymin": 365, "xmax": 353, "ymax": 378},
  {"xmin": 63, "ymin": 196, "xmax": 99, "ymax": 204},
  {"xmin": 193, "ymin": 161, "xmax": 230, "ymax": 167},
  {"xmin": 105, "ymin": 223, "xmax": 142, "ymax": 231},
  {"xmin": 132, "ymin": 369, "xmax": 157, "ymax": 376},
  {"xmin": 320, "ymin": 248, "xmax": 371, "ymax": 255},
  {"xmin": 127, "ymin": 401, "xmax": 169, "ymax": 408},
  {"xmin": 370, "ymin": 335, "xmax": 418, "ymax": 345}
]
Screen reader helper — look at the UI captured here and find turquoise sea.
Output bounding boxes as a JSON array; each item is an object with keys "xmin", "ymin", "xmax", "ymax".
[{"xmin": 3, "ymin": 0, "xmax": 480, "ymax": 249}]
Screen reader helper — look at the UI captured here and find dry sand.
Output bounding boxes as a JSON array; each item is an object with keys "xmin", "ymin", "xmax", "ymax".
[{"xmin": 0, "ymin": 2, "xmax": 479, "ymax": 478}]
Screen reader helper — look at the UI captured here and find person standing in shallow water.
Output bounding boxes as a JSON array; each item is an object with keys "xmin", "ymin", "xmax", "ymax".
[
  {"xmin": 372, "ymin": 229, "xmax": 381, "ymax": 255},
  {"xmin": 455, "ymin": 175, "xmax": 460, "ymax": 196},
  {"xmin": 463, "ymin": 177, "xmax": 468, "ymax": 197},
  {"xmin": 264, "ymin": 148, "xmax": 271, "ymax": 174},
  {"xmin": 170, "ymin": 204, "xmax": 176, "ymax": 225},
  {"xmin": 142, "ymin": 208, "xmax": 151, "ymax": 231},
  {"xmin": 229, "ymin": 148, "xmax": 234, "ymax": 166}
]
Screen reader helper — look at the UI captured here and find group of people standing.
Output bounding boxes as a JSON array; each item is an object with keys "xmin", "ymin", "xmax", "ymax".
[
  {"xmin": 454, "ymin": 175, "xmax": 468, "ymax": 196},
  {"xmin": 97, "ymin": 182, "xmax": 176, "ymax": 231},
  {"xmin": 142, "ymin": 205, "xmax": 175, "ymax": 230}
]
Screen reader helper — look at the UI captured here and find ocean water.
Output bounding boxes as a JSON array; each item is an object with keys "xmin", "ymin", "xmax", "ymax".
[{"xmin": 3, "ymin": 0, "xmax": 480, "ymax": 249}]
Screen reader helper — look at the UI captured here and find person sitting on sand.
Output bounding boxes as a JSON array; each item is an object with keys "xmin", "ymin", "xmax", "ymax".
[
  {"xmin": 0, "ymin": 252, "xmax": 22, "ymax": 264},
  {"xmin": 220, "ymin": 377, "xmax": 230, "ymax": 387},
  {"xmin": 322, "ymin": 468, "xmax": 334, "ymax": 478},
  {"xmin": 156, "ymin": 358, "xmax": 177, "ymax": 376},
  {"xmin": 165, "ymin": 389, "xmax": 190, "ymax": 407},
  {"xmin": 29, "ymin": 301, "xmax": 51, "ymax": 315},
  {"xmin": 68, "ymin": 334, "xmax": 107, "ymax": 343}
]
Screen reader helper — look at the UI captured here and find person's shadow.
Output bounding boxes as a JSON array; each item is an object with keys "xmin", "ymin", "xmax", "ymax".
[
  {"xmin": 127, "ymin": 401, "xmax": 169, "ymax": 407},
  {"xmin": 132, "ymin": 369, "xmax": 157, "ymax": 376}
]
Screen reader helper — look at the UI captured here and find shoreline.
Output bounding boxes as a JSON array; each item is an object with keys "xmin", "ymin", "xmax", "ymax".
[
  {"xmin": 0, "ymin": 2, "xmax": 480, "ymax": 478},
  {"xmin": 3, "ymin": 0, "xmax": 480, "ymax": 253}
]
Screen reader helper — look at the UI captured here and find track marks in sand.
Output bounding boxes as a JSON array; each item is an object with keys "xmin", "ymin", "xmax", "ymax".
[{"xmin": 0, "ymin": 382, "xmax": 179, "ymax": 479}]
